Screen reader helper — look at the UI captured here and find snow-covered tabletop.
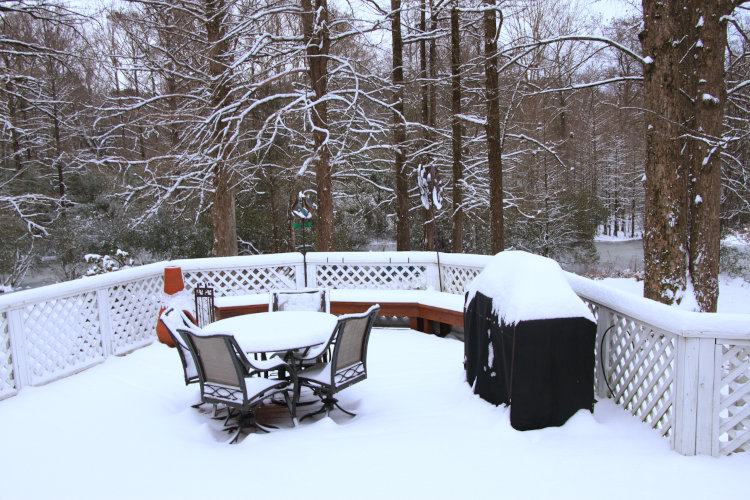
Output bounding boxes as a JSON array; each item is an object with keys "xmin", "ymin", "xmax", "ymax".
[{"xmin": 202, "ymin": 311, "xmax": 337, "ymax": 353}]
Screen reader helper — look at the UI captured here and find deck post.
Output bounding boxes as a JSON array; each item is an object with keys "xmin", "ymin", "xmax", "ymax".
[
  {"xmin": 424, "ymin": 258, "xmax": 441, "ymax": 291},
  {"xmin": 7, "ymin": 308, "xmax": 29, "ymax": 389},
  {"xmin": 304, "ymin": 260, "xmax": 316, "ymax": 290},
  {"xmin": 672, "ymin": 336, "xmax": 719, "ymax": 456},
  {"xmin": 96, "ymin": 289, "xmax": 114, "ymax": 355},
  {"xmin": 295, "ymin": 261, "xmax": 307, "ymax": 290},
  {"xmin": 673, "ymin": 336, "xmax": 699, "ymax": 455},
  {"xmin": 695, "ymin": 337, "xmax": 718, "ymax": 456}
]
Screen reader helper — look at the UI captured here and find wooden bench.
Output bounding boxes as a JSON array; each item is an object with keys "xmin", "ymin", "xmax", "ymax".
[{"xmin": 213, "ymin": 289, "xmax": 465, "ymax": 334}]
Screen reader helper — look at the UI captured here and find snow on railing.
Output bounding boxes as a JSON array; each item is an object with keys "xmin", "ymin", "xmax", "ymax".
[
  {"xmin": 565, "ymin": 272, "xmax": 750, "ymax": 456},
  {"xmin": 0, "ymin": 251, "xmax": 747, "ymax": 457}
]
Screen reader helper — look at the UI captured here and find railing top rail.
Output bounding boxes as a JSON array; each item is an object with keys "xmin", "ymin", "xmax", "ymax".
[
  {"xmin": 436, "ymin": 253, "xmax": 492, "ymax": 267},
  {"xmin": 0, "ymin": 262, "xmax": 165, "ymax": 312},
  {"xmin": 0, "ymin": 253, "xmax": 307, "ymax": 312},
  {"xmin": 170, "ymin": 253, "xmax": 304, "ymax": 271},
  {"xmin": 305, "ymin": 251, "xmax": 439, "ymax": 264},
  {"xmin": 565, "ymin": 272, "xmax": 750, "ymax": 340}
]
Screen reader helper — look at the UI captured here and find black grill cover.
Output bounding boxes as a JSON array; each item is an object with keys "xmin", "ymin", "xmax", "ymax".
[{"xmin": 465, "ymin": 291, "xmax": 596, "ymax": 431}]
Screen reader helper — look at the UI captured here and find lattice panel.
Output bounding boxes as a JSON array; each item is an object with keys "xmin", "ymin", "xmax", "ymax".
[
  {"xmin": 22, "ymin": 292, "xmax": 104, "ymax": 385},
  {"xmin": 109, "ymin": 276, "xmax": 162, "ymax": 355},
  {"xmin": 315, "ymin": 264, "xmax": 427, "ymax": 290},
  {"xmin": 440, "ymin": 265, "xmax": 483, "ymax": 294},
  {"xmin": 604, "ymin": 313, "xmax": 676, "ymax": 438},
  {"xmin": 717, "ymin": 342, "xmax": 750, "ymax": 456},
  {"xmin": 0, "ymin": 311, "xmax": 16, "ymax": 399},
  {"xmin": 184, "ymin": 266, "xmax": 297, "ymax": 295}
]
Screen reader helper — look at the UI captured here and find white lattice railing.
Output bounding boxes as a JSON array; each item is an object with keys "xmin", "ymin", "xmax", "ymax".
[
  {"xmin": 565, "ymin": 272, "xmax": 750, "ymax": 456},
  {"xmin": 177, "ymin": 254, "xmax": 305, "ymax": 296},
  {"xmin": 716, "ymin": 340, "xmax": 750, "ymax": 455},
  {"xmin": 0, "ymin": 251, "xmax": 748, "ymax": 457},
  {"xmin": 305, "ymin": 252, "xmax": 439, "ymax": 290}
]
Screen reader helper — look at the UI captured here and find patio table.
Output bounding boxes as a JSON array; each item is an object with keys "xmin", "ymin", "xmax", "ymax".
[{"xmin": 202, "ymin": 311, "xmax": 337, "ymax": 356}]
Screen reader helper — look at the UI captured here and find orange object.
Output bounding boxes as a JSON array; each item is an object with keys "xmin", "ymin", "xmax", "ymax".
[
  {"xmin": 156, "ymin": 306, "xmax": 175, "ymax": 348},
  {"xmin": 163, "ymin": 266, "xmax": 185, "ymax": 295},
  {"xmin": 158, "ymin": 266, "xmax": 185, "ymax": 347}
]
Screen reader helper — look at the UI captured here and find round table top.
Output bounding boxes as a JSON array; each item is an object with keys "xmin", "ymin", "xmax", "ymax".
[{"xmin": 203, "ymin": 311, "xmax": 338, "ymax": 353}]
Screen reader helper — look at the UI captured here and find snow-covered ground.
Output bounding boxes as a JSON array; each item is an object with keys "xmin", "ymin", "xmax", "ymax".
[{"xmin": 1, "ymin": 328, "xmax": 748, "ymax": 500}]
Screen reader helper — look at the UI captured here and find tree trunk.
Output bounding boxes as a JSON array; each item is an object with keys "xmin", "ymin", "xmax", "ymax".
[
  {"xmin": 269, "ymin": 177, "xmax": 281, "ymax": 254},
  {"xmin": 451, "ymin": 1, "xmax": 463, "ymax": 253},
  {"xmin": 429, "ymin": 0, "xmax": 439, "ymax": 250},
  {"xmin": 687, "ymin": 1, "xmax": 729, "ymax": 312},
  {"xmin": 301, "ymin": 0, "xmax": 335, "ymax": 251},
  {"xmin": 640, "ymin": 0, "xmax": 732, "ymax": 311},
  {"xmin": 484, "ymin": 0, "xmax": 503, "ymax": 253},
  {"xmin": 391, "ymin": 0, "xmax": 410, "ymax": 251},
  {"xmin": 205, "ymin": 0, "xmax": 238, "ymax": 256},
  {"xmin": 420, "ymin": 0, "xmax": 435, "ymax": 251},
  {"xmin": 288, "ymin": 194, "xmax": 297, "ymax": 252},
  {"xmin": 48, "ymin": 59, "xmax": 65, "ymax": 200}
]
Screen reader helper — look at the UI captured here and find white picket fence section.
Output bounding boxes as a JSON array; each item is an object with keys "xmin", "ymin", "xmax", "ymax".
[{"xmin": 0, "ymin": 251, "xmax": 747, "ymax": 457}]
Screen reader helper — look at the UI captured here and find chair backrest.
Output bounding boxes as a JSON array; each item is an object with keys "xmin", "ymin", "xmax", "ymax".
[
  {"xmin": 194, "ymin": 284, "xmax": 215, "ymax": 327},
  {"xmin": 183, "ymin": 332, "xmax": 245, "ymax": 388},
  {"xmin": 270, "ymin": 288, "xmax": 329, "ymax": 313},
  {"xmin": 329, "ymin": 305, "xmax": 380, "ymax": 391},
  {"xmin": 159, "ymin": 307, "xmax": 199, "ymax": 385}
]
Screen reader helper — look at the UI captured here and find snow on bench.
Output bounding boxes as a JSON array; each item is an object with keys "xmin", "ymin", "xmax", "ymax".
[{"xmin": 213, "ymin": 288, "xmax": 466, "ymax": 332}]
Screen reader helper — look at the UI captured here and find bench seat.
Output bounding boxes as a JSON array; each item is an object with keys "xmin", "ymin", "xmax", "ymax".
[{"xmin": 213, "ymin": 289, "xmax": 466, "ymax": 333}]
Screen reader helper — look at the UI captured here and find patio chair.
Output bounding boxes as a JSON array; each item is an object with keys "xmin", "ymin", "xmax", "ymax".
[
  {"xmin": 179, "ymin": 328, "xmax": 297, "ymax": 443},
  {"xmin": 270, "ymin": 288, "xmax": 329, "ymax": 313},
  {"xmin": 193, "ymin": 283, "xmax": 215, "ymax": 327},
  {"xmin": 295, "ymin": 304, "xmax": 380, "ymax": 420},
  {"xmin": 159, "ymin": 307, "xmax": 200, "ymax": 386},
  {"xmin": 270, "ymin": 288, "xmax": 331, "ymax": 365}
]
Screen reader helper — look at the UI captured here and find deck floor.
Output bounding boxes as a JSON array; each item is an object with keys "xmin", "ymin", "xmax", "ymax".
[{"xmin": 0, "ymin": 327, "xmax": 747, "ymax": 500}]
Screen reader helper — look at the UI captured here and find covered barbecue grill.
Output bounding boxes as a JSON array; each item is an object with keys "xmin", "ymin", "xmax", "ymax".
[{"xmin": 464, "ymin": 251, "xmax": 596, "ymax": 431}]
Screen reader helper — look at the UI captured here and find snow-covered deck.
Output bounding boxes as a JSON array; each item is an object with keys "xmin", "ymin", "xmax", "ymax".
[
  {"xmin": 0, "ymin": 251, "xmax": 748, "ymax": 457},
  {"xmin": 1, "ymin": 327, "xmax": 747, "ymax": 500}
]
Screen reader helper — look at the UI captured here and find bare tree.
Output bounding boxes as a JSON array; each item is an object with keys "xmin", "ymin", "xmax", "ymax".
[
  {"xmin": 301, "ymin": 0, "xmax": 335, "ymax": 251},
  {"xmin": 390, "ymin": 0, "xmax": 410, "ymax": 250},
  {"xmin": 450, "ymin": 0, "xmax": 463, "ymax": 252},
  {"xmin": 484, "ymin": 0, "xmax": 503, "ymax": 253}
]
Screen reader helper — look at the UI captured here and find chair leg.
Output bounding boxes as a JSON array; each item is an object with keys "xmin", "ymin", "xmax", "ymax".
[
  {"xmin": 224, "ymin": 411, "xmax": 277, "ymax": 443},
  {"xmin": 299, "ymin": 404, "xmax": 328, "ymax": 421},
  {"xmin": 284, "ymin": 391, "xmax": 298, "ymax": 426},
  {"xmin": 300, "ymin": 393, "xmax": 356, "ymax": 420},
  {"xmin": 222, "ymin": 407, "xmax": 238, "ymax": 426},
  {"xmin": 332, "ymin": 400, "xmax": 356, "ymax": 417},
  {"xmin": 210, "ymin": 403, "xmax": 226, "ymax": 420}
]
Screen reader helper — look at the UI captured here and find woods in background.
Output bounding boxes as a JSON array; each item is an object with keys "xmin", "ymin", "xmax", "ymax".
[{"xmin": 1, "ymin": 0, "xmax": 749, "ymax": 311}]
